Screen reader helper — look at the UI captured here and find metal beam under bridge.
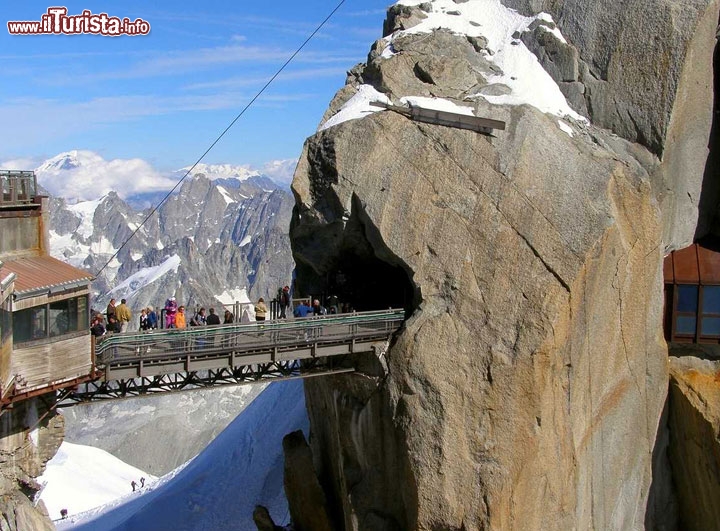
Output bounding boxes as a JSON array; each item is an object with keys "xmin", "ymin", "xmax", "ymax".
[{"xmin": 59, "ymin": 309, "xmax": 405, "ymax": 404}]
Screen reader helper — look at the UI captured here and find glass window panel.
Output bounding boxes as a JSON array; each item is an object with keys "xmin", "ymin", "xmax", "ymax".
[
  {"xmin": 677, "ymin": 285, "xmax": 698, "ymax": 313},
  {"xmin": 76, "ymin": 295, "xmax": 87, "ymax": 331},
  {"xmin": 13, "ymin": 307, "xmax": 47, "ymax": 343},
  {"xmin": 701, "ymin": 317, "xmax": 720, "ymax": 337},
  {"xmin": 675, "ymin": 315, "xmax": 697, "ymax": 335},
  {"xmin": 702, "ymin": 286, "xmax": 720, "ymax": 314},
  {"xmin": 49, "ymin": 299, "xmax": 70, "ymax": 337}
]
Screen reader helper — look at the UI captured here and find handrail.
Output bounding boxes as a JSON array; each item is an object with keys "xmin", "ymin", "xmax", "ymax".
[{"xmin": 94, "ymin": 309, "xmax": 405, "ymax": 361}]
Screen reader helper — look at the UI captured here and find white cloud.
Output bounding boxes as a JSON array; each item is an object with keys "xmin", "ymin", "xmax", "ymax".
[
  {"xmin": 1, "ymin": 156, "xmax": 43, "ymax": 170},
  {"xmin": 261, "ymin": 159, "xmax": 298, "ymax": 185},
  {"xmin": 36, "ymin": 150, "xmax": 176, "ymax": 202}
]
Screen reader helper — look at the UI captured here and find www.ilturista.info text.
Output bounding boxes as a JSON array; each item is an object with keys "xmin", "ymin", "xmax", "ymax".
[{"xmin": 8, "ymin": 7, "xmax": 150, "ymax": 36}]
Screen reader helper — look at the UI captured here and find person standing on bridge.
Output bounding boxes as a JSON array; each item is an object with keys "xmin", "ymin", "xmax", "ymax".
[
  {"xmin": 147, "ymin": 306, "xmax": 158, "ymax": 329},
  {"xmin": 206, "ymin": 308, "xmax": 221, "ymax": 326},
  {"xmin": 106, "ymin": 298, "xmax": 116, "ymax": 323},
  {"xmin": 279, "ymin": 286, "xmax": 291, "ymax": 318},
  {"xmin": 175, "ymin": 306, "xmax": 187, "ymax": 329},
  {"xmin": 293, "ymin": 300, "xmax": 311, "ymax": 318},
  {"xmin": 139, "ymin": 309, "xmax": 149, "ymax": 331},
  {"xmin": 255, "ymin": 298, "xmax": 268, "ymax": 322},
  {"xmin": 223, "ymin": 309, "xmax": 234, "ymax": 324},
  {"xmin": 165, "ymin": 297, "xmax": 178, "ymax": 328},
  {"xmin": 115, "ymin": 299, "xmax": 132, "ymax": 333}
]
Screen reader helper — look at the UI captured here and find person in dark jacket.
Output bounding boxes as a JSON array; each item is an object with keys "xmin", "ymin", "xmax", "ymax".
[
  {"xmin": 106, "ymin": 315, "xmax": 121, "ymax": 334},
  {"xmin": 223, "ymin": 310, "xmax": 234, "ymax": 324},
  {"xmin": 279, "ymin": 286, "xmax": 290, "ymax": 318},
  {"xmin": 139, "ymin": 309, "xmax": 149, "ymax": 331},
  {"xmin": 146, "ymin": 306, "xmax": 158, "ymax": 329},
  {"xmin": 312, "ymin": 299, "xmax": 326, "ymax": 316},
  {"xmin": 206, "ymin": 308, "xmax": 221, "ymax": 326},
  {"xmin": 90, "ymin": 316, "xmax": 106, "ymax": 337}
]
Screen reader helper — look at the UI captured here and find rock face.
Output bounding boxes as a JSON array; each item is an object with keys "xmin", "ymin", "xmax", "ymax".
[
  {"xmin": 667, "ymin": 356, "xmax": 720, "ymax": 530},
  {"xmin": 48, "ymin": 173, "xmax": 295, "ymax": 312},
  {"xmin": 0, "ymin": 396, "xmax": 63, "ymax": 530},
  {"xmin": 285, "ymin": 0, "xmax": 717, "ymax": 528}
]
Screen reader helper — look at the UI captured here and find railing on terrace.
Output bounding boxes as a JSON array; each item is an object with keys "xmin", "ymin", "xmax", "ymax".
[
  {"xmin": 0, "ymin": 171, "xmax": 37, "ymax": 208},
  {"xmin": 62, "ymin": 309, "xmax": 405, "ymax": 403},
  {"xmin": 95, "ymin": 309, "xmax": 404, "ymax": 366}
]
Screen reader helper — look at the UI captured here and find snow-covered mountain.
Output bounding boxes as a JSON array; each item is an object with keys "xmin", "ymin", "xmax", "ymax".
[
  {"xmin": 173, "ymin": 163, "xmax": 261, "ymax": 182},
  {"xmin": 41, "ymin": 151, "xmax": 296, "ymax": 316},
  {"xmin": 37, "ymin": 150, "xmax": 176, "ymax": 203}
]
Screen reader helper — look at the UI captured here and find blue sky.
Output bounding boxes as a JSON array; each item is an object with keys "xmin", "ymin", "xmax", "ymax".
[{"xmin": 0, "ymin": 1, "xmax": 391, "ymax": 172}]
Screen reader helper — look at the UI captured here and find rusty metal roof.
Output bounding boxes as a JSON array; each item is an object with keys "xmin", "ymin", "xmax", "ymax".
[
  {"xmin": 0, "ymin": 256, "xmax": 93, "ymax": 294},
  {"xmin": 664, "ymin": 241, "xmax": 720, "ymax": 284}
]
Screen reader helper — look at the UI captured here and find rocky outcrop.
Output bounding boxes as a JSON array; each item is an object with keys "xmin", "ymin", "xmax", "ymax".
[
  {"xmin": 282, "ymin": 0, "xmax": 720, "ymax": 528},
  {"xmin": 391, "ymin": 0, "xmax": 719, "ymax": 247},
  {"xmin": 293, "ymin": 101, "xmax": 666, "ymax": 529},
  {"xmin": 0, "ymin": 396, "xmax": 64, "ymax": 530},
  {"xmin": 667, "ymin": 356, "xmax": 720, "ymax": 531}
]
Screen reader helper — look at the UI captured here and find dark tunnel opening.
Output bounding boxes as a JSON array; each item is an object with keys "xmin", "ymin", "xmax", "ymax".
[
  {"xmin": 695, "ymin": 26, "xmax": 720, "ymax": 240},
  {"xmin": 292, "ymin": 195, "xmax": 419, "ymax": 318}
]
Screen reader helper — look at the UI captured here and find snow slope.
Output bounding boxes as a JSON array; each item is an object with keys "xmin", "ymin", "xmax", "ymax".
[
  {"xmin": 39, "ymin": 442, "xmax": 156, "ymax": 521},
  {"xmin": 58, "ymin": 380, "xmax": 308, "ymax": 531}
]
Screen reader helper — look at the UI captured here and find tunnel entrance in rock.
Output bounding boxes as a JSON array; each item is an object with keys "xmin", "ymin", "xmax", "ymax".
[
  {"xmin": 695, "ymin": 25, "xmax": 720, "ymax": 239},
  {"xmin": 295, "ymin": 195, "xmax": 419, "ymax": 317}
]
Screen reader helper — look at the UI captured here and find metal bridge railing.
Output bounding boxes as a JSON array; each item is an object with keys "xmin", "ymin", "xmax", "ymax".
[
  {"xmin": 94, "ymin": 309, "xmax": 405, "ymax": 366},
  {"xmin": 0, "ymin": 171, "xmax": 37, "ymax": 208}
]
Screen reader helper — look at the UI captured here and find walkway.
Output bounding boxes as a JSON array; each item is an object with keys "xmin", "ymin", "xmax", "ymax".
[{"xmin": 62, "ymin": 309, "xmax": 404, "ymax": 403}]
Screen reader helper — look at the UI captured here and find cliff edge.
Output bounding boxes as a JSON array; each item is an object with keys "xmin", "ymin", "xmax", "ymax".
[{"xmin": 288, "ymin": 0, "xmax": 718, "ymax": 529}]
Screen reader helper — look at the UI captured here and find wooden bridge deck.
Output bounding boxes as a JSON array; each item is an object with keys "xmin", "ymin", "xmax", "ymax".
[{"xmin": 62, "ymin": 309, "xmax": 405, "ymax": 403}]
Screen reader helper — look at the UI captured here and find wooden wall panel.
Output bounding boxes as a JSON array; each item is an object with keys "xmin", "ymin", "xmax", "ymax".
[{"xmin": 12, "ymin": 334, "xmax": 92, "ymax": 391}]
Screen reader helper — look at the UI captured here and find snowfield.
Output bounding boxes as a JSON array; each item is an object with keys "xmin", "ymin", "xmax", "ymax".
[{"xmin": 53, "ymin": 380, "xmax": 308, "ymax": 530}]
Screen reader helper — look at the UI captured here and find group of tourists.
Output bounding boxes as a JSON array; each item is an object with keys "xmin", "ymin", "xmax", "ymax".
[{"xmin": 89, "ymin": 285, "xmax": 350, "ymax": 338}]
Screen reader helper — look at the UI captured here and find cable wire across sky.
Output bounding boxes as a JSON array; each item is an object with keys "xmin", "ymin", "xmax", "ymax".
[{"xmin": 95, "ymin": 0, "xmax": 348, "ymax": 278}]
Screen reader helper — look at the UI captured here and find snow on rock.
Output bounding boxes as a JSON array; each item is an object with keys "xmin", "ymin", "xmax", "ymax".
[
  {"xmin": 178, "ymin": 163, "xmax": 260, "ymax": 181},
  {"xmin": 67, "ymin": 198, "xmax": 103, "ymax": 239},
  {"xmin": 107, "ymin": 254, "xmax": 181, "ymax": 299},
  {"xmin": 239, "ymin": 234, "xmax": 252, "ymax": 248},
  {"xmin": 215, "ymin": 185, "xmax": 235, "ymax": 206},
  {"xmin": 557, "ymin": 119, "xmax": 575, "ymax": 137},
  {"xmin": 57, "ymin": 380, "xmax": 308, "ymax": 531},
  {"xmin": 89, "ymin": 237, "xmax": 118, "ymax": 256},
  {"xmin": 319, "ymin": 84, "xmax": 392, "ymax": 131},
  {"xmin": 38, "ymin": 441, "xmax": 156, "ymax": 521},
  {"xmin": 392, "ymin": 0, "xmax": 585, "ymax": 121},
  {"xmin": 216, "ymin": 287, "xmax": 251, "ymax": 305},
  {"xmin": 401, "ymin": 96, "xmax": 475, "ymax": 115}
]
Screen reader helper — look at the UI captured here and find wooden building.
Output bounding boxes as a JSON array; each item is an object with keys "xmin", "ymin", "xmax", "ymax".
[{"xmin": 0, "ymin": 171, "xmax": 95, "ymax": 405}]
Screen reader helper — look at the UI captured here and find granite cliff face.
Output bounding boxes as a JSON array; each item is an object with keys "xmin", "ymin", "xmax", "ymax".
[
  {"xmin": 48, "ymin": 173, "xmax": 295, "ymax": 312},
  {"xmin": 288, "ymin": 1, "xmax": 718, "ymax": 529}
]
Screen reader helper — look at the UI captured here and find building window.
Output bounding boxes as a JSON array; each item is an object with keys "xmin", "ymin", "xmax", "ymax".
[
  {"xmin": 668, "ymin": 284, "xmax": 720, "ymax": 343},
  {"xmin": 13, "ymin": 295, "xmax": 88, "ymax": 345}
]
